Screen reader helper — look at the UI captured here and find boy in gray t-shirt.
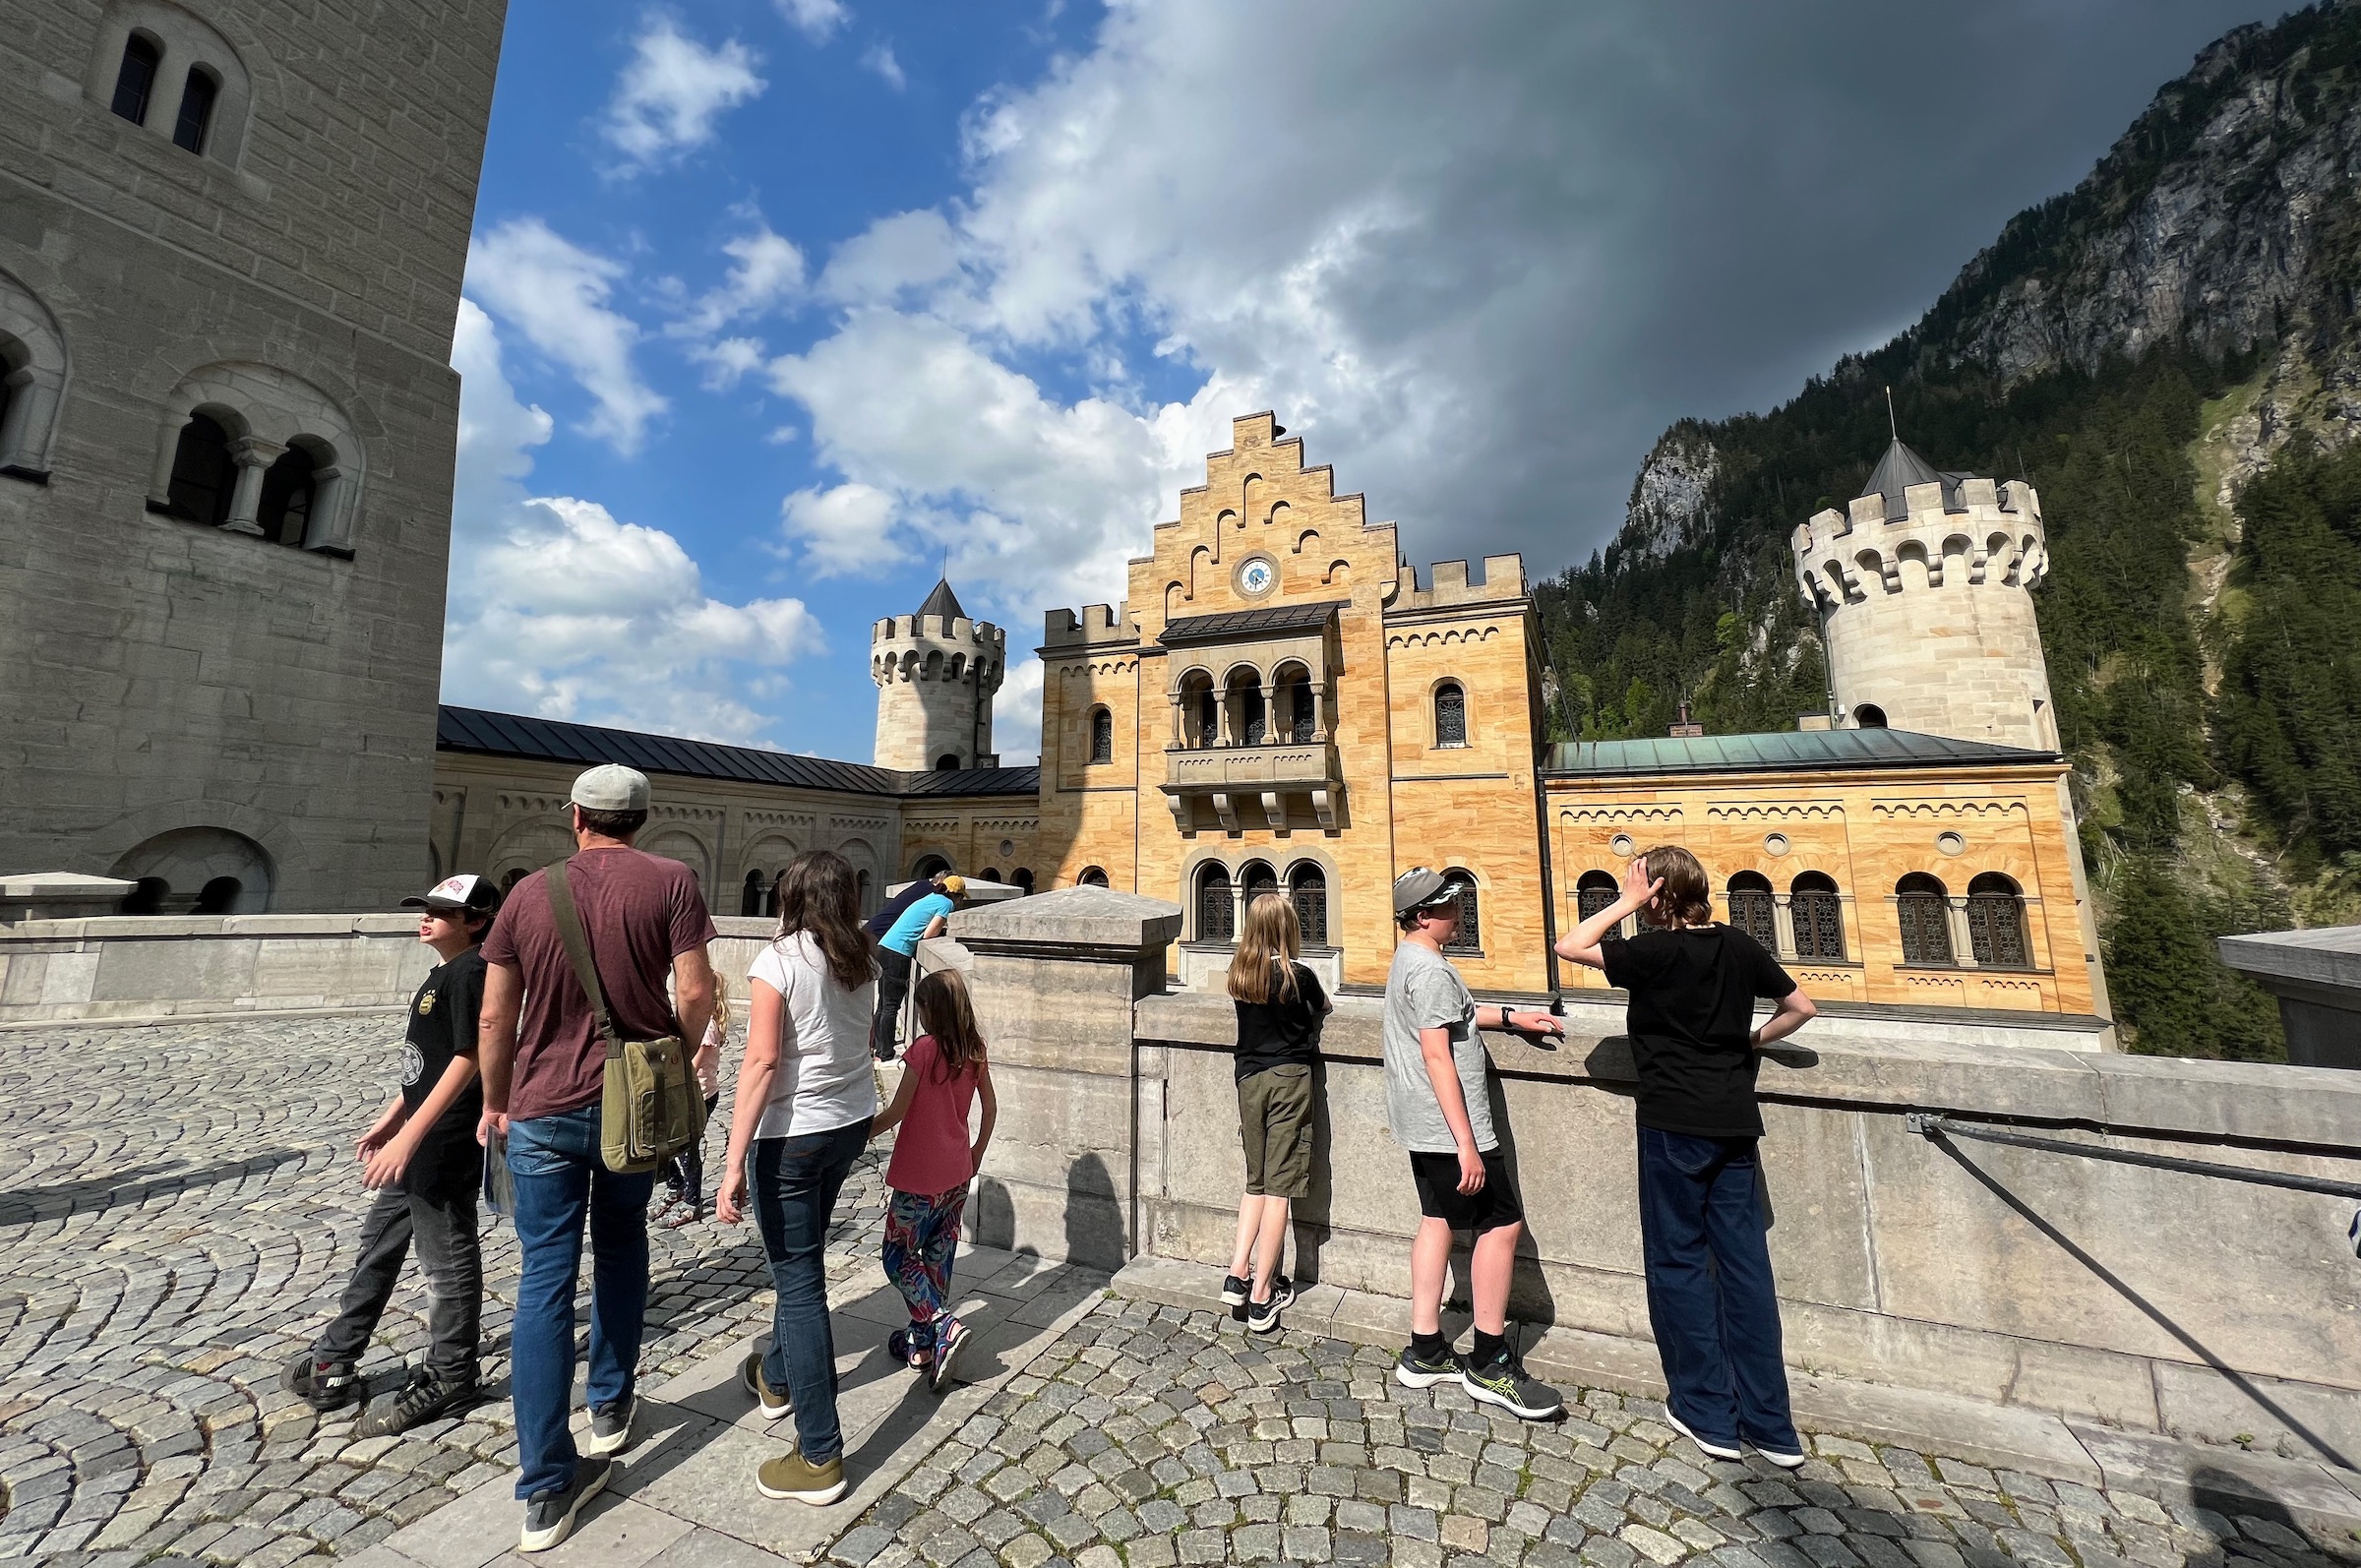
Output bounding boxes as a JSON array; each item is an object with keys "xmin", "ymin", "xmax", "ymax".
[{"xmin": 1382, "ymin": 870, "xmax": 1564, "ymax": 1420}]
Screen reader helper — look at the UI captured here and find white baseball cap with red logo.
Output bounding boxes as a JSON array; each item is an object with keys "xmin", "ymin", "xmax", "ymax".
[{"xmin": 400, "ymin": 873, "xmax": 502, "ymax": 917}]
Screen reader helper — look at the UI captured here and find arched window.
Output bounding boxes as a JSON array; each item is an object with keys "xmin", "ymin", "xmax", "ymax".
[
  {"xmin": 1290, "ymin": 864, "xmax": 1328, "ymax": 947},
  {"xmin": 0, "ymin": 271, "xmax": 66, "ymax": 482},
  {"xmin": 1726, "ymin": 872, "xmax": 1775, "ymax": 946},
  {"xmin": 936, "ymin": 754, "xmax": 961, "ymax": 771},
  {"xmin": 1079, "ymin": 866, "xmax": 1109, "ymax": 888},
  {"xmin": 122, "ymin": 876, "xmax": 169, "ymax": 915},
  {"xmin": 1440, "ymin": 871, "xmax": 1481, "ymax": 955},
  {"xmin": 1435, "ymin": 682, "xmax": 1468, "ymax": 748},
  {"xmin": 1241, "ymin": 861, "xmax": 1278, "ymax": 929},
  {"xmin": 258, "ymin": 445, "xmax": 317, "ymax": 547},
  {"xmin": 857, "ymin": 869, "xmax": 873, "ymax": 913},
  {"xmin": 1089, "ymin": 706, "xmax": 1113, "ymax": 764},
  {"xmin": 1854, "ymin": 703, "xmax": 1888, "ymax": 729},
  {"xmin": 1576, "ymin": 870, "xmax": 1619, "ymax": 924},
  {"xmin": 741, "ymin": 870, "xmax": 766, "ymax": 918},
  {"xmin": 192, "ymin": 875, "xmax": 242, "ymax": 913},
  {"xmin": 1967, "ymin": 873, "xmax": 2029, "ymax": 968},
  {"xmin": 1013, "ymin": 868, "xmax": 1035, "ymax": 895},
  {"xmin": 768, "ymin": 869, "xmax": 789, "ymax": 917},
  {"xmin": 1790, "ymin": 873, "xmax": 1845, "ymax": 959},
  {"xmin": 914, "ymin": 855, "xmax": 951, "ymax": 880},
  {"xmin": 1279, "ymin": 667, "xmax": 1316, "ymax": 744},
  {"xmin": 111, "ymin": 33, "xmax": 160, "ymax": 124},
  {"xmin": 1196, "ymin": 864, "xmax": 1235, "ymax": 942},
  {"xmin": 981, "ymin": 868, "xmax": 1000, "ymax": 883},
  {"xmin": 166, "ymin": 413, "xmax": 234, "ymax": 526},
  {"xmin": 501, "ymin": 868, "xmax": 528, "ymax": 892},
  {"xmin": 1229, "ymin": 672, "xmax": 1266, "ymax": 746},
  {"xmin": 173, "ymin": 66, "xmax": 217, "ymax": 152},
  {"xmin": 1897, "ymin": 873, "xmax": 1952, "ymax": 966}
]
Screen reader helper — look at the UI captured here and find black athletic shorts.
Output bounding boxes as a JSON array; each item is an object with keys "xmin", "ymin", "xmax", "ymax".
[{"xmin": 1407, "ymin": 1149, "xmax": 1525, "ymax": 1233}]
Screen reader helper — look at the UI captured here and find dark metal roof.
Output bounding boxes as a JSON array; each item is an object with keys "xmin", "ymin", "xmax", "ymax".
[
  {"xmin": 1544, "ymin": 727, "xmax": 2057, "ymax": 777},
  {"xmin": 1860, "ymin": 440, "xmax": 1976, "ymax": 521},
  {"xmin": 436, "ymin": 706, "xmax": 1039, "ymax": 798},
  {"xmin": 1159, "ymin": 599, "xmax": 1347, "ymax": 646},
  {"xmin": 917, "ymin": 577, "xmax": 967, "ymax": 622}
]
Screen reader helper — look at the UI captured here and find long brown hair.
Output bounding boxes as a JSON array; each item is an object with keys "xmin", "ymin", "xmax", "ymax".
[
  {"xmin": 914, "ymin": 967, "xmax": 987, "ymax": 1079},
  {"xmin": 773, "ymin": 849, "xmax": 876, "ymax": 991},
  {"xmin": 1227, "ymin": 892, "xmax": 1302, "ymax": 1005}
]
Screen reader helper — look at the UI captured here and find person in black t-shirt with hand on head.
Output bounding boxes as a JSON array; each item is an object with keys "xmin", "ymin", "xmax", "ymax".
[
  {"xmin": 283, "ymin": 873, "xmax": 499, "ymax": 1437},
  {"xmin": 1555, "ymin": 847, "xmax": 1817, "ymax": 1471},
  {"xmin": 1221, "ymin": 893, "xmax": 1331, "ymax": 1334}
]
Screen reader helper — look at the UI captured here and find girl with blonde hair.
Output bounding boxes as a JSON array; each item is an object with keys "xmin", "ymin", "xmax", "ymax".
[
  {"xmin": 870, "ymin": 966, "xmax": 998, "ymax": 1388},
  {"xmin": 1221, "ymin": 891, "xmax": 1330, "ymax": 1332}
]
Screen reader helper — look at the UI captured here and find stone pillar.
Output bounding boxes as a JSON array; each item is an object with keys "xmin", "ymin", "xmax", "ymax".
[
  {"xmin": 1946, "ymin": 896, "xmax": 1980, "ymax": 969},
  {"xmin": 1772, "ymin": 894, "xmax": 1797, "ymax": 961},
  {"xmin": 947, "ymin": 885, "xmax": 1183, "ymax": 1270},
  {"xmin": 222, "ymin": 437, "xmax": 282, "ymax": 535}
]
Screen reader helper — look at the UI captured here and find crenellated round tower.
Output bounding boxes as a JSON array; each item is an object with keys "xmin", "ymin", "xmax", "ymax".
[
  {"xmin": 1791, "ymin": 440, "xmax": 2059, "ymax": 751},
  {"xmin": 871, "ymin": 576, "xmax": 1005, "ymax": 771}
]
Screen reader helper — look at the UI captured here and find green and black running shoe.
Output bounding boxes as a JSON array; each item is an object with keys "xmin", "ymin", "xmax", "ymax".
[
  {"xmin": 1460, "ymin": 1348, "xmax": 1563, "ymax": 1420},
  {"xmin": 1393, "ymin": 1344, "xmax": 1463, "ymax": 1390}
]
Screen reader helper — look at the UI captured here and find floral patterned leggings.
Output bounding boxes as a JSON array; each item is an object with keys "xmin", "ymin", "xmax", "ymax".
[{"xmin": 882, "ymin": 1185, "xmax": 968, "ymax": 1329}]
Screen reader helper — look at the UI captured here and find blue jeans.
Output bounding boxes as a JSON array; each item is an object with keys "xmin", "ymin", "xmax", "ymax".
[
  {"xmin": 1636, "ymin": 1127, "xmax": 1799, "ymax": 1452},
  {"xmin": 751, "ymin": 1118, "xmax": 871, "ymax": 1465},
  {"xmin": 507, "ymin": 1105, "xmax": 655, "ymax": 1499}
]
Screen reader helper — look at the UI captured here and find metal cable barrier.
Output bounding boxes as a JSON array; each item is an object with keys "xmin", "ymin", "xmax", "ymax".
[{"xmin": 1907, "ymin": 1112, "xmax": 2361, "ymax": 1200}]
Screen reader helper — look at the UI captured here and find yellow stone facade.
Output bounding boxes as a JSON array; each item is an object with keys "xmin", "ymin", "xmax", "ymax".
[{"xmin": 1033, "ymin": 413, "xmax": 1549, "ymax": 995}]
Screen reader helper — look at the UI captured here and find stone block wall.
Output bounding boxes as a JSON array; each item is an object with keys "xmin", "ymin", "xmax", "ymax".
[
  {"xmin": 0, "ymin": 0, "xmax": 507, "ymax": 912},
  {"xmin": 0, "ymin": 913, "xmax": 433, "ymax": 1022}
]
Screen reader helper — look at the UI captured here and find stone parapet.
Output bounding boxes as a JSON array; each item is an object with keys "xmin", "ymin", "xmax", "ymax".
[{"xmin": 0, "ymin": 913, "xmax": 431, "ymax": 1024}]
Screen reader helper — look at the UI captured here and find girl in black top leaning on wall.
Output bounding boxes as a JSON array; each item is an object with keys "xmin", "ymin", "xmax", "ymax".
[
  {"xmin": 1222, "ymin": 892, "xmax": 1332, "ymax": 1333},
  {"xmin": 1554, "ymin": 847, "xmax": 1817, "ymax": 1471}
]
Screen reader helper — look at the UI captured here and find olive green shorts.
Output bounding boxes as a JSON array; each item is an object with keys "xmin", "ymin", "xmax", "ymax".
[{"xmin": 1238, "ymin": 1062, "xmax": 1315, "ymax": 1200}]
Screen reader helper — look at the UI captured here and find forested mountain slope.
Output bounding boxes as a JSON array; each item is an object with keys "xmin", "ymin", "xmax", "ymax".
[{"xmin": 1539, "ymin": 2, "xmax": 2361, "ymax": 1058}]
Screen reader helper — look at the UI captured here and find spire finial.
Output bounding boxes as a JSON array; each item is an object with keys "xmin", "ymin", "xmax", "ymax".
[{"xmin": 1885, "ymin": 385, "xmax": 1899, "ymax": 444}]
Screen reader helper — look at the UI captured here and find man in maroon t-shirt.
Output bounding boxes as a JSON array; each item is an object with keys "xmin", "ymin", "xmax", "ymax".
[{"xmin": 476, "ymin": 763, "xmax": 716, "ymax": 1553}]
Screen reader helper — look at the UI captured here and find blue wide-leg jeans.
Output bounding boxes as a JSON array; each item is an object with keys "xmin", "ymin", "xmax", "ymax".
[
  {"xmin": 1636, "ymin": 1126, "xmax": 1800, "ymax": 1453},
  {"xmin": 507, "ymin": 1104, "xmax": 655, "ymax": 1499}
]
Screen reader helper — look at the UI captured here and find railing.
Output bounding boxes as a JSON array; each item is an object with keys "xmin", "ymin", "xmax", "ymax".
[
  {"xmin": 1908, "ymin": 1112, "xmax": 2361, "ymax": 1203},
  {"xmin": 1164, "ymin": 741, "xmax": 1337, "ymax": 790}
]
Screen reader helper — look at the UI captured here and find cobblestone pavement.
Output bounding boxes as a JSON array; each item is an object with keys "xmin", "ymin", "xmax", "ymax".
[
  {"xmin": 827, "ymin": 1297, "xmax": 2358, "ymax": 1568},
  {"xmin": 0, "ymin": 1014, "xmax": 889, "ymax": 1566}
]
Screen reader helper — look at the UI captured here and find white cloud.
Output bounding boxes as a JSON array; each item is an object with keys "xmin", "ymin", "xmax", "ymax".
[
  {"xmin": 780, "ymin": 481, "xmax": 904, "ymax": 576},
  {"xmin": 602, "ymin": 17, "xmax": 765, "ymax": 174},
  {"xmin": 673, "ymin": 221, "xmax": 807, "ymax": 338},
  {"xmin": 443, "ymin": 300, "xmax": 819, "ymax": 745},
  {"xmin": 816, "ymin": 209, "xmax": 961, "ymax": 305},
  {"xmin": 994, "ymin": 655, "xmax": 1045, "ymax": 767},
  {"xmin": 466, "ymin": 217, "xmax": 667, "ymax": 453},
  {"xmin": 691, "ymin": 335, "xmax": 766, "ymax": 390},
  {"xmin": 776, "ymin": 0, "xmax": 848, "ymax": 42},
  {"xmin": 862, "ymin": 41, "xmax": 905, "ymax": 90}
]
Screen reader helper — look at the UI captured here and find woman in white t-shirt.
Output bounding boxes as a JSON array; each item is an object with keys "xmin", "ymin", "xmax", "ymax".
[{"xmin": 715, "ymin": 849, "xmax": 878, "ymax": 1506}]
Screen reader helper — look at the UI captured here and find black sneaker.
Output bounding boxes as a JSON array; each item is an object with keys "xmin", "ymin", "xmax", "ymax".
[
  {"xmin": 1219, "ymin": 1274, "xmax": 1251, "ymax": 1307},
  {"xmin": 519, "ymin": 1454, "xmax": 612, "ymax": 1552},
  {"xmin": 1460, "ymin": 1347, "xmax": 1563, "ymax": 1420},
  {"xmin": 355, "ymin": 1368, "xmax": 479, "ymax": 1438},
  {"xmin": 1394, "ymin": 1344, "xmax": 1463, "ymax": 1390},
  {"xmin": 1245, "ymin": 1276, "xmax": 1296, "ymax": 1334},
  {"xmin": 583, "ymin": 1392, "xmax": 636, "ymax": 1456},
  {"xmin": 282, "ymin": 1353, "xmax": 361, "ymax": 1414}
]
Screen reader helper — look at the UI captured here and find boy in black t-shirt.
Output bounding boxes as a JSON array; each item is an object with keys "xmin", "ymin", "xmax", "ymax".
[
  {"xmin": 1556, "ymin": 848, "xmax": 1817, "ymax": 1470},
  {"xmin": 283, "ymin": 874, "xmax": 501, "ymax": 1435}
]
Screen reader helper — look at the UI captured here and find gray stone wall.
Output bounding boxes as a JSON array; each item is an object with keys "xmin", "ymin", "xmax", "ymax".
[{"xmin": 0, "ymin": 0, "xmax": 506, "ymax": 912}]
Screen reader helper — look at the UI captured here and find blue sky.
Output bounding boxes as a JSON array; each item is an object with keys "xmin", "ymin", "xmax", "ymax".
[{"xmin": 444, "ymin": 0, "xmax": 2283, "ymax": 764}]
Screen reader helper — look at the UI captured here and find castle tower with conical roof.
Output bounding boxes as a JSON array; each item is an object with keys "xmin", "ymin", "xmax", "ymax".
[
  {"xmin": 871, "ymin": 577, "xmax": 1005, "ymax": 771},
  {"xmin": 1791, "ymin": 441, "xmax": 2059, "ymax": 751}
]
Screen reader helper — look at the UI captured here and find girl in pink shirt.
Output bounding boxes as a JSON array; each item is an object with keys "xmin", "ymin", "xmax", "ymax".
[{"xmin": 869, "ymin": 967, "xmax": 998, "ymax": 1389}]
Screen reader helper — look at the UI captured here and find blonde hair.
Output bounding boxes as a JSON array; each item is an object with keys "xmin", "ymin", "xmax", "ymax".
[
  {"xmin": 1227, "ymin": 893, "xmax": 1302, "ymax": 1005},
  {"xmin": 914, "ymin": 967, "xmax": 987, "ymax": 1079},
  {"xmin": 710, "ymin": 969, "xmax": 734, "ymax": 1042}
]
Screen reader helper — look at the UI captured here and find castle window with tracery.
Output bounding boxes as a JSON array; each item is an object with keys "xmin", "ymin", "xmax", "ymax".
[
  {"xmin": 1435, "ymin": 682, "xmax": 1467, "ymax": 748},
  {"xmin": 1790, "ymin": 873, "xmax": 1845, "ymax": 959},
  {"xmin": 1968, "ymin": 873, "xmax": 2029, "ymax": 968},
  {"xmin": 1726, "ymin": 871, "xmax": 1775, "ymax": 946},
  {"xmin": 1897, "ymin": 873, "xmax": 1953, "ymax": 966}
]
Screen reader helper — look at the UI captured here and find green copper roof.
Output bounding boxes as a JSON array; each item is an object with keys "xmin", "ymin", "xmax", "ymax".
[{"xmin": 1544, "ymin": 728, "xmax": 2056, "ymax": 776}]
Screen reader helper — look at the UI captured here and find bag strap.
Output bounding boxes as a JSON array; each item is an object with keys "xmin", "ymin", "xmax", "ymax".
[{"xmin": 545, "ymin": 858, "xmax": 624, "ymax": 1062}]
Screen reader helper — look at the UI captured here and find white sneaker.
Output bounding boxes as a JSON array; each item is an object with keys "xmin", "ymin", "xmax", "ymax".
[{"xmin": 1665, "ymin": 1409, "xmax": 1742, "ymax": 1462}]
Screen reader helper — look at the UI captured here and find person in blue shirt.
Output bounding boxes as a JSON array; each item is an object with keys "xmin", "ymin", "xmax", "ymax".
[{"xmin": 871, "ymin": 874, "xmax": 963, "ymax": 1060}]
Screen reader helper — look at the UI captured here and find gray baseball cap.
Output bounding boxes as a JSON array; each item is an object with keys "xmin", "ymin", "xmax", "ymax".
[
  {"xmin": 1391, "ymin": 867, "xmax": 1459, "ymax": 917},
  {"xmin": 571, "ymin": 763, "xmax": 650, "ymax": 812}
]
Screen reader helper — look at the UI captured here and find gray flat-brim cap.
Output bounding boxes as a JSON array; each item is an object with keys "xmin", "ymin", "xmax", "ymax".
[
  {"xmin": 571, "ymin": 763, "xmax": 651, "ymax": 812},
  {"xmin": 1392, "ymin": 867, "xmax": 1455, "ymax": 917}
]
